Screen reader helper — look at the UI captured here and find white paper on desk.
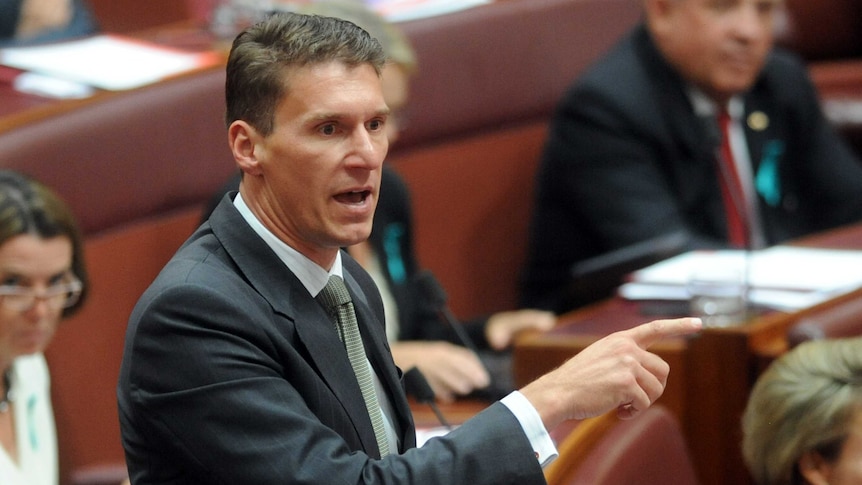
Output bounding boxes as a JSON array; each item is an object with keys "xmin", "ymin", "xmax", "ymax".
[
  {"xmin": 619, "ymin": 246, "xmax": 862, "ymax": 311},
  {"xmin": 0, "ymin": 35, "xmax": 219, "ymax": 91}
]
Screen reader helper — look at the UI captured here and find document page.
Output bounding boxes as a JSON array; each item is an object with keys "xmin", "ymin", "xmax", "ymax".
[
  {"xmin": 0, "ymin": 35, "xmax": 220, "ymax": 91},
  {"xmin": 618, "ymin": 246, "xmax": 862, "ymax": 311}
]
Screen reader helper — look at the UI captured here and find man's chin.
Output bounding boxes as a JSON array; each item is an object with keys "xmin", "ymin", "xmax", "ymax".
[{"xmin": 336, "ymin": 226, "xmax": 373, "ymax": 247}]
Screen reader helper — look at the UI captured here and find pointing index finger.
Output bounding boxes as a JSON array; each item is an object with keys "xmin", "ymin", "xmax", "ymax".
[{"xmin": 627, "ymin": 317, "xmax": 703, "ymax": 349}]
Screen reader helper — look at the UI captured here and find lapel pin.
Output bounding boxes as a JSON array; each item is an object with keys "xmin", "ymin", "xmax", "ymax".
[{"xmin": 748, "ymin": 111, "xmax": 769, "ymax": 131}]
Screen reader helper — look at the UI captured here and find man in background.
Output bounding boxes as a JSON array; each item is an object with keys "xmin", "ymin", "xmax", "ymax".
[
  {"xmin": 0, "ymin": 0, "xmax": 96, "ymax": 47},
  {"xmin": 521, "ymin": 0, "xmax": 862, "ymax": 313}
]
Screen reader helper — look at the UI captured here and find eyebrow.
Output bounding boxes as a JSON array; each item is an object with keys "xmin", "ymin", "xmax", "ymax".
[
  {"xmin": 307, "ymin": 107, "xmax": 392, "ymax": 123},
  {"xmin": 0, "ymin": 268, "xmax": 71, "ymax": 284}
]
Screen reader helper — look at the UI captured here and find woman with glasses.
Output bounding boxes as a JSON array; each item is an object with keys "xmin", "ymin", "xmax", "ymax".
[{"xmin": 0, "ymin": 170, "xmax": 87, "ymax": 485}]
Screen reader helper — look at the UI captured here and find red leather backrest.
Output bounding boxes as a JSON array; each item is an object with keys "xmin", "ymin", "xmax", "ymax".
[
  {"xmin": 0, "ymin": 67, "xmax": 236, "ymax": 236},
  {"xmin": 787, "ymin": 297, "xmax": 862, "ymax": 348},
  {"xmin": 393, "ymin": 0, "xmax": 643, "ymax": 152},
  {"xmin": 776, "ymin": 0, "xmax": 862, "ymax": 60},
  {"xmin": 566, "ymin": 406, "xmax": 700, "ymax": 485}
]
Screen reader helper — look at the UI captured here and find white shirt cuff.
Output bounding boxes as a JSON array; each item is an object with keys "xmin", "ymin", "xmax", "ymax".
[{"xmin": 500, "ymin": 391, "xmax": 559, "ymax": 467}]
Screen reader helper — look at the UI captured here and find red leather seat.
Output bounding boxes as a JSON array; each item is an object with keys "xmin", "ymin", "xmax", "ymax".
[
  {"xmin": 545, "ymin": 405, "xmax": 700, "ymax": 485},
  {"xmin": 787, "ymin": 297, "xmax": 862, "ymax": 348}
]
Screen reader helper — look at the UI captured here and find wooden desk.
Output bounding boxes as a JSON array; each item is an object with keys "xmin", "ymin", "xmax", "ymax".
[
  {"xmin": 513, "ymin": 222, "xmax": 862, "ymax": 485},
  {"xmin": 0, "ymin": 22, "xmax": 219, "ymax": 133}
]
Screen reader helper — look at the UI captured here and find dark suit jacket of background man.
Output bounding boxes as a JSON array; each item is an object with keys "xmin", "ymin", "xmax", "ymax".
[
  {"xmin": 118, "ymin": 195, "xmax": 546, "ymax": 484},
  {"xmin": 521, "ymin": 24, "xmax": 862, "ymax": 312}
]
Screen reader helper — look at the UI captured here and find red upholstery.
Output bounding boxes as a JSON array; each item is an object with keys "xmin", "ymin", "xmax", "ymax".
[
  {"xmin": 776, "ymin": 0, "xmax": 862, "ymax": 157},
  {"xmin": 88, "ymin": 0, "xmax": 193, "ymax": 33},
  {"xmin": 776, "ymin": 0, "xmax": 862, "ymax": 61},
  {"xmin": 787, "ymin": 297, "xmax": 862, "ymax": 348},
  {"xmin": 392, "ymin": 0, "xmax": 642, "ymax": 151},
  {"xmin": 0, "ymin": 67, "xmax": 235, "ymax": 235},
  {"xmin": 545, "ymin": 406, "xmax": 700, "ymax": 485}
]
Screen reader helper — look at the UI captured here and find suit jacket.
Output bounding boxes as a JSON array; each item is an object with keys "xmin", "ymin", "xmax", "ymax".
[
  {"xmin": 521, "ymin": 24, "xmax": 862, "ymax": 312},
  {"xmin": 118, "ymin": 196, "xmax": 544, "ymax": 484}
]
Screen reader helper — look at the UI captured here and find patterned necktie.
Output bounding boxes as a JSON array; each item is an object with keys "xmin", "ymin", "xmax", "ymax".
[
  {"xmin": 716, "ymin": 109, "xmax": 750, "ymax": 248},
  {"xmin": 317, "ymin": 275, "xmax": 391, "ymax": 458}
]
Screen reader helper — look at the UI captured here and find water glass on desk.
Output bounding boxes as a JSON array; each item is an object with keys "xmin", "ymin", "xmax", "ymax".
[{"xmin": 687, "ymin": 269, "xmax": 747, "ymax": 328}]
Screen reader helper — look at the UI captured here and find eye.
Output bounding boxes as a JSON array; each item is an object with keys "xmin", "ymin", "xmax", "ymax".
[
  {"xmin": 48, "ymin": 271, "xmax": 74, "ymax": 286},
  {"xmin": 0, "ymin": 274, "xmax": 22, "ymax": 286},
  {"xmin": 320, "ymin": 124, "xmax": 337, "ymax": 136},
  {"xmin": 367, "ymin": 119, "xmax": 384, "ymax": 132}
]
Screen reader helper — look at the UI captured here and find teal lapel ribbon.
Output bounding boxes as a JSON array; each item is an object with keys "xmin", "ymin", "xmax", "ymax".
[{"xmin": 755, "ymin": 140, "xmax": 785, "ymax": 207}]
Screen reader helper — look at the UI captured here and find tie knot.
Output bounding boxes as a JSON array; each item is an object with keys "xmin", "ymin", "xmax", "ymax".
[{"xmin": 318, "ymin": 275, "xmax": 352, "ymax": 309}]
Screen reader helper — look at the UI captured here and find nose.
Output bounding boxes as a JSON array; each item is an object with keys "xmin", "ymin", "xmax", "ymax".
[
  {"xmin": 24, "ymin": 297, "xmax": 53, "ymax": 320},
  {"xmin": 349, "ymin": 126, "xmax": 387, "ymax": 169}
]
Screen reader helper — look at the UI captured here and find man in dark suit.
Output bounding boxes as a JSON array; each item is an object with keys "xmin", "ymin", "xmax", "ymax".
[
  {"xmin": 197, "ymin": 0, "xmax": 555, "ymax": 405},
  {"xmin": 117, "ymin": 12, "xmax": 701, "ymax": 484},
  {"xmin": 521, "ymin": 0, "xmax": 862, "ymax": 313}
]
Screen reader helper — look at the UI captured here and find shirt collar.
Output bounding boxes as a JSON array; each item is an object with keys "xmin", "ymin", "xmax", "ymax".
[
  {"xmin": 233, "ymin": 192, "xmax": 342, "ymax": 297},
  {"xmin": 687, "ymin": 87, "xmax": 744, "ymax": 121}
]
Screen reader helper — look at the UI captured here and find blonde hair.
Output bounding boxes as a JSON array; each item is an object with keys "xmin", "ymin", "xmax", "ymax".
[{"xmin": 742, "ymin": 337, "xmax": 862, "ymax": 485}]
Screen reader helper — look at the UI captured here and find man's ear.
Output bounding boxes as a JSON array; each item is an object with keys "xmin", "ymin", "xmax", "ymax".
[
  {"xmin": 228, "ymin": 120, "xmax": 265, "ymax": 176},
  {"xmin": 798, "ymin": 451, "xmax": 833, "ymax": 485}
]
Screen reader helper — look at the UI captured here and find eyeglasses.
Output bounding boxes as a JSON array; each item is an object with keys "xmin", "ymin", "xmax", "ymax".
[{"xmin": 0, "ymin": 278, "xmax": 83, "ymax": 312}]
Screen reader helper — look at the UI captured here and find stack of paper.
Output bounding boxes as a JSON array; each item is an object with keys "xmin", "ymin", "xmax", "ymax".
[
  {"xmin": 0, "ymin": 35, "xmax": 220, "ymax": 95},
  {"xmin": 618, "ymin": 246, "xmax": 862, "ymax": 311}
]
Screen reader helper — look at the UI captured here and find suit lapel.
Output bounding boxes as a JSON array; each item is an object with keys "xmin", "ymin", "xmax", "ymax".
[{"xmin": 209, "ymin": 199, "xmax": 384, "ymax": 455}]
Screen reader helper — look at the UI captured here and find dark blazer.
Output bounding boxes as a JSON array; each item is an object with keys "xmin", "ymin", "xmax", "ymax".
[
  {"xmin": 118, "ymin": 196, "xmax": 544, "ymax": 484},
  {"xmin": 521, "ymin": 24, "xmax": 862, "ymax": 312}
]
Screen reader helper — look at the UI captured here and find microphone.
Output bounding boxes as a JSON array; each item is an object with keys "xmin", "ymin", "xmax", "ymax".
[
  {"xmin": 412, "ymin": 270, "xmax": 481, "ymax": 357},
  {"xmin": 403, "ymin": 367, "xmax": 451, "ymax": 429}
]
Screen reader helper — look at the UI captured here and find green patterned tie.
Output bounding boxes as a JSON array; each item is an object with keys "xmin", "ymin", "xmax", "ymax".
[{"xmin": 317, "ymin": 275, "xmax": 391, "ymax": 458}]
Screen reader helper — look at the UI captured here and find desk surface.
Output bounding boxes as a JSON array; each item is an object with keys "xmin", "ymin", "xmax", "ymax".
[
  {"xmin": 0, "ymin": 22, "xmax": 219, "ymax": 132},
  {"xmin": 513, "ymin": 222, "xmax": 862, "ymax": 485}
]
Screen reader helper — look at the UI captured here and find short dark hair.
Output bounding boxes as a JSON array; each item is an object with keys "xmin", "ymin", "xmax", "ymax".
[
  {"xmin": 0, "ymin": 170, "xmax": 88, "ymax": 316},
  {"xmin": 225, "ymin": 11, "xmax": 387, "ymax": 135}
]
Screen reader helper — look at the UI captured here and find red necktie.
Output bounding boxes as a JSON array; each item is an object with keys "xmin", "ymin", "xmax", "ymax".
[{"xmin": 716, "ymin": 110, "xmax": 749, "ymax": 247}]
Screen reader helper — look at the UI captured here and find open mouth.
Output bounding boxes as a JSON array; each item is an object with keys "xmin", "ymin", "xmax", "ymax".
[{"xmin": 334, "ymin": 190, "xmax": 371, "ymax": 205}]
